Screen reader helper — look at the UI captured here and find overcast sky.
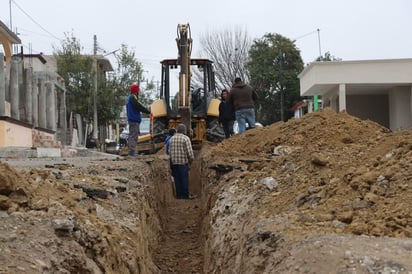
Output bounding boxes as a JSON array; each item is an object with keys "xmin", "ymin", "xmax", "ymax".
[{"xmin": 1, "ymin": 0, "xmax": 412, "ymax": 81}]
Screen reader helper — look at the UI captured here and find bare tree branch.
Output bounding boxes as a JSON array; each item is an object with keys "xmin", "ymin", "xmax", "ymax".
[{"xmin": 197, "ymin": 26, "xmax": 252, "ymax": 92}]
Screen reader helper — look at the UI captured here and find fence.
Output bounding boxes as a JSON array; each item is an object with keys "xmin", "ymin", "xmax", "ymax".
[{"xmin": 0, "ymin": 53, "xmax": 68, "ymax": 147}]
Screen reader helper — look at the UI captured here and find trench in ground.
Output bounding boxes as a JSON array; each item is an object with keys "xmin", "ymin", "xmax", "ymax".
[{"xmin": 149, "ymin": 148, "xmax": 208, "ymax": 273}]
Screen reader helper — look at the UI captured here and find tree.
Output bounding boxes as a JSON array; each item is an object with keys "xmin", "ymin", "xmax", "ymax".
[
  {"xmin": 55, "ymin": 36, "xmax": 155, "ymax": 130},
  {"xmin": 248, "ymin": 33, "xmax": 304, "ymax": 125},
  {"xmin": 54, "ymin": 33, "xmax": 94, "ymax": 123},
  {"xmin": 109, "ymin": 44, "xmax": 155, "ymax": 108},
  {"xmin": 316, "ymin": 51, "xmax": 342, "ymax": 62},
  {"xmin": 198, "ymin": 26, "xmax": 252, "ymax": 91}
]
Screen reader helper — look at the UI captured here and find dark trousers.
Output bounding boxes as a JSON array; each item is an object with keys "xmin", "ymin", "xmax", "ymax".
[
  {"xmin": 222, "ymin": 120, "xmax": 234, "ymax": 138},
  {"xmin": 128, "ymin": 122, "xmax": 140, "ymax": 155},
  {"xmin": 171, "ymin": 164, "xmax": 189, "ymax": 199}
]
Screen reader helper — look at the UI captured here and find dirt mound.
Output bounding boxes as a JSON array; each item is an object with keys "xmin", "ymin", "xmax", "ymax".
[
  {"xmin": 200, "ymin": 108, "xmax": 412, "ymax": 273},
  {"xmin": 204, "ymin": 108, "xmax": 411, "ymax": 237},
  {"xmin": 0, "ymin": 159, "xmax": 160, "ymax": 273}
]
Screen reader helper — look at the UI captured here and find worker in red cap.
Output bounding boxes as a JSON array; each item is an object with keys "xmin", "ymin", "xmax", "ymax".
[{"xmin": 126, "ymin": 83, "xmax": 150, "ymax": 157}]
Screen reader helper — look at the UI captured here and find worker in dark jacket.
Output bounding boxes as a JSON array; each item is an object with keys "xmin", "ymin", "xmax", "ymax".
[
  {"xmin": 126, "ymin": 83, "xmax": 150, "ymax": 157},
  {"xmin": 228, "ymin": 77, "xmax": 257, "ymax": 134},
  {"xmin": 219, "ymin": 89, "xmax": 235, "ymax": 138}
]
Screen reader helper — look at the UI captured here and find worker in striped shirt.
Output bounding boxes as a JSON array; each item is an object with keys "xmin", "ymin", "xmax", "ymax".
[{"xmin": 169, "ymin": 124, "xmax": 194, "ymax": 199}]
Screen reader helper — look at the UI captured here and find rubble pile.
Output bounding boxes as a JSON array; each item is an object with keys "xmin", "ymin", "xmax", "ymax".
[
  {"xmin": 200, "ymin": 108, "xmax": 412, "ymax": 273},
  {"xmin": 0, "ymin": 160, "xmax": 160, "ymax": 273}
]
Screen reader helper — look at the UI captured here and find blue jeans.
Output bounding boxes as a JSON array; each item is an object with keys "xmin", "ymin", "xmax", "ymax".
[
  {"xmin": 172, "ymin": 164, "xmax": 190, "ymax": 199},
  {"xmin": 235, "ymin": 108, "xmax": 256, "ymax": 134}
]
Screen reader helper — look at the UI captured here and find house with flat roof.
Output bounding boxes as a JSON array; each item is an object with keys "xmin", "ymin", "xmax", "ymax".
[
  {"xmin": 0, "ymin": 20, "xmax": 21, "ymax": 63},
  {"xmin": 298, "ymin": 59, "xmax": 412, "ymax": 131}
]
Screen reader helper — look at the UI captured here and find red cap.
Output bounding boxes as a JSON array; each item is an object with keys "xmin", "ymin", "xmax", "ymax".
[{"xmin": 130, "ymin": 83, "xmax": 140, "ymax": 94}]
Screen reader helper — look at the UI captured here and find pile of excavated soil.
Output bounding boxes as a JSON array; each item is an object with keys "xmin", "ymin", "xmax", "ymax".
[
  {"xmin": 0, "ymin": 158, "xmax": 162, "ymax": 274},
  {"xmin": 200, "ymin": 108, "xmax": 412, "ymax": 273}
]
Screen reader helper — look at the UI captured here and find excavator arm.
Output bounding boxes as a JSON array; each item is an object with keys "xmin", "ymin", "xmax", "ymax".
[{"xmin": 176, "ymin": 24, "xmax": 192, "ymax": 134}]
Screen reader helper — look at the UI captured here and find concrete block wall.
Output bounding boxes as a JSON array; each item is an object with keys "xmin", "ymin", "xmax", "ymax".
[{"xmin": 32, "ymin": 129, "xmax": 62, "ymax": 148}]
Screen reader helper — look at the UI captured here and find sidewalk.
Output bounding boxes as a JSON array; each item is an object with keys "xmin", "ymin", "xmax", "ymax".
[{"xmin": 0, "ymin": 146, "xmax": 123, "ymax": 168}]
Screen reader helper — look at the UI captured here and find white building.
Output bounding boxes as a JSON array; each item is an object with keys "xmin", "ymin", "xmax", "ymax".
[{"xmin": 298, "ymin": 59, "xmax": 412, "ymax": 131}]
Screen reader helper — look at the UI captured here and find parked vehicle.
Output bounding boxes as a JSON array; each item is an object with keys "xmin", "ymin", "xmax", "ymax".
[
  {"xmin": 139, "ymin": 118, "xmax": 150, "ymax": 135},
  {"xmin": 105, "ymin": 140, "xmax": 120, "ymax": 154},
  {"xmin": 119, "ymin": 117, "xmax": 150, "ymax": 141},
  {"xmin": 105, "ymin": 118, "xmax": 150, "ymax": 155}
]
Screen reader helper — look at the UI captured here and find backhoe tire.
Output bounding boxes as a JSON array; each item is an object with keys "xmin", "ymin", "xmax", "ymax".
[
  {"xmin": 153, "ymin": 117, "xmax": 168, "ymax": 143},
  {"xmin": 206, "ymin": 118, "xmax": 225, "ymax": 143}
]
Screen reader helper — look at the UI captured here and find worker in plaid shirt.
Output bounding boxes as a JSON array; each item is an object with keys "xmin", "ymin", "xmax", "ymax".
[{"xmin": 169, "ymin": 123, "xmax": 194, "ymax": 199}]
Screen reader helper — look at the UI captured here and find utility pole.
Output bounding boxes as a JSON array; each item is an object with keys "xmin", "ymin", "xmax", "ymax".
[
  {"xmin": 292, "ymin": 29, "xmax": 323, "ymax": 112},
  {"xmin": 314, "ymin": 28, "xmax": 322, "ymax": 111},
  {"xmin": 317, "ymin": 28, "xmax": 322, "ymax": 60},
  {"xmin": 92, "ymin": 35, "xmax": 98, "ymax": 140},
  {"xmin": 279, "ymin": 51, "xmax": 285, "ymax": 122},
  {"xmin": 9, "ymin": 0, "xmax": 12, "ymax": 30}
]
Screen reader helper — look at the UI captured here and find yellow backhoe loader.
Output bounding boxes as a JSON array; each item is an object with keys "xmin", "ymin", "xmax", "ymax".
[{"xmin": 130, "ymin": 23, "xmax": 224, "ymax": 154}]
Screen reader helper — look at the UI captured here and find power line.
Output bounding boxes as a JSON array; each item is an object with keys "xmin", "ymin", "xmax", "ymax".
[
  {"xmin": 293, "ymin": 28, "xmax": 323, "ymax": 60},
  {"xmin": 17, "ymin": 27, "xmax": 60, "ymax": 39},
  {"xmin": 21, "ymin": 43, "xmax": 43, "ymax": 54},
  {"xmin": 11, "ymin": 0, "xmax": 62, "ymax": 41},
  {"xmin": 293, "ymin": 29, "xmax": 318, "ymax": 41}
]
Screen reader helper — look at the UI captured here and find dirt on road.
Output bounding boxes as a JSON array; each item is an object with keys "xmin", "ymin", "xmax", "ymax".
[{"xmin": 1, "ymin": 108, "xmax": 411, "ymax": 273}]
